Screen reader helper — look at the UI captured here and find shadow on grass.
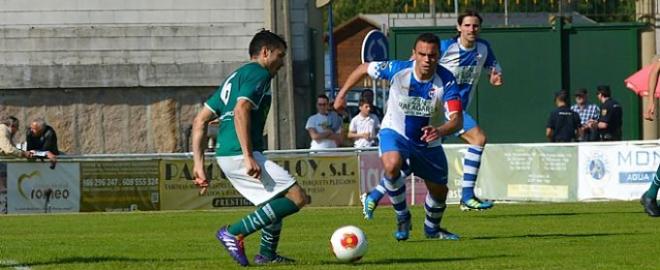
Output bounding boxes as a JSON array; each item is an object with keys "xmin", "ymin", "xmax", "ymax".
[
  {"xmin": 0, "ymin": 256, "xmax": 208, "ymax": 268},
  {"xmin": 320, "ymin": 254, "xmax": 511, "ymax": 265},
  {"xmin": 470, "ymin": 232, "xmax": 642, "ymax": 240}
]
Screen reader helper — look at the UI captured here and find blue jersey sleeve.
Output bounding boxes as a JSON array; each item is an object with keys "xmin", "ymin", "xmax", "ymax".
[
  {"xmin": 367, "ymin": 60, "xmax": 412, "ymax": 81},
  {"xmin": 481, "ymin": 39, "xmax": 502, "ymax": 73},
  {"xmin": 437, "ymin": 66, "xmax": 460, "ymax": 102}
]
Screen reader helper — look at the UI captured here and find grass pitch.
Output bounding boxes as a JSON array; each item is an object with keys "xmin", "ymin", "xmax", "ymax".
[{"xmin": 1, "ymin": 201, "xmax": 658, "ymax": 270}]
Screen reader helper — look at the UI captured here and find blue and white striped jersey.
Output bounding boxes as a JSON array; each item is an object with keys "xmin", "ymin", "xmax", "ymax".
[
  {"xmin": 439, "ymin": 37, "xmax": 502, "ymax": 110},
  {"xmin": 367, "ymin": 60, "xmax": 461, "ymax": 146}
]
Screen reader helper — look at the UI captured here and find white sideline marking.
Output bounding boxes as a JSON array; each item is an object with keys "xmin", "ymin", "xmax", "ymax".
[{"xmin": 0, "ymin": 260, "xmax": 32, "ymax": 270}]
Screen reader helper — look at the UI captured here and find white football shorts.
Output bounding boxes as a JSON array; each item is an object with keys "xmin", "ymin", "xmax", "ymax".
[{"xmin": 216, "ymin": 152, "xmax": 297, "ymax": 206}]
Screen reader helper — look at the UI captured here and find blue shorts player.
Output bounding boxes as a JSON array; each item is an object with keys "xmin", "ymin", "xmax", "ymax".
[
  {"xmin": 362, "ymin": 11, "xmax": 504, "ymax": 212},
  {"xmin": 438, "ymin": 10, "xmax": 503, "ymax": 211},
  {"xmin": 335, "ymin": 33, "xmax": 464, "ymax": 241}
]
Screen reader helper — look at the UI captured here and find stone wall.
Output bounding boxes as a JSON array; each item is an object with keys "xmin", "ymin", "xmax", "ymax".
[
  {"xmin": 0, "ymin": 0, "xmax": 322, "ymax": 153},
  {"xmin": 0, "ymin": 87, "xmax": 217, "ymax": 154}
]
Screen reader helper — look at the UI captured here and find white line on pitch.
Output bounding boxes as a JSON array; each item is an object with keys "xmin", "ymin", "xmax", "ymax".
[{"xmin": 0, "ymin": 260, "xmax": 32, "ymax": 270}]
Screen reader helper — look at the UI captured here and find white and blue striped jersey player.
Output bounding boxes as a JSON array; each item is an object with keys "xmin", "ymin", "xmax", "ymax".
[
  {"xmin": 439, "ymin": 37, "xmax": 502, "ymax": 135},
  {"xmin": 366, "ymin": 59, "xmax": 462, "ymax": 184}
]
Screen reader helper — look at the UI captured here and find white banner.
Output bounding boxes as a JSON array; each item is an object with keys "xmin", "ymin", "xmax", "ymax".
[
  {"xmin": 7, "ymin": 163, "xmax": 80, "ymax": 213},
  {"xmin": 578, "ymin": 143, "xmax": 660, "ymax": 201}
]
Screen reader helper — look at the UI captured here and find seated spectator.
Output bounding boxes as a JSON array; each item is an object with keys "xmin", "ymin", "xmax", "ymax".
[
  {"xmin": 348, "ymin": 98, "xmax": 380, "ymax": 148},
  {"xmin": 26, "ymin": 117, "xmax": 58, "ymax": 165},
  {"xmin": 546, "ymin": 90, "xmax": 581, "ymax": 142},
  {"xmin": 306, "ymin": 94, "xmax": 343, "ymax": 149},
  {"xmin": 0, "ymin": 116, "xmax": 32, "ymax": 158}
]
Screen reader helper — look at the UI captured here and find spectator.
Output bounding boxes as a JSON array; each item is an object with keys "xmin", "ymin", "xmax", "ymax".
[
  {"xmin": 570, "ymin": 88, "xmax": 600, "ymax": 141},
  {"xmin": 546, "ymin": 90, "xmax": 581, "ymax": 142},
  {"xmin": 0, "ymin": 116, "xmax": 32, "ymax": 158},
  {"xmin": 327, "ymin": 100, "xmax": 346, "ymax": 130},
  {"xmin": 348, "ymin": 98, "xmax": 380, "ymax": 148},
  {"xmin": 306, "ymin": 94, "xmax": 343, "ymax": 149},
  {"xmin": 26, "ymin": 117, "xmax": 58, "ymax": 166},
  {"xmin": 361, "ymin": 89, "xmax": 384, "ymax": 121},
  {"xmin": 596, "ymin": 85, "xmax": 623, "ymax": 141},
  {"xmin": 328, "ymin": 100, "xmax": 352, "ymax": 147}
]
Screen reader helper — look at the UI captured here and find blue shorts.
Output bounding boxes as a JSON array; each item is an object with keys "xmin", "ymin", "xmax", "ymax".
[
  {"xmin": 378, "ymin": 129, "xmax": 448, "ymax": 184},
  {"xmin": 446, "ymin": 111, "xmax": 478, "ymax": 136}
]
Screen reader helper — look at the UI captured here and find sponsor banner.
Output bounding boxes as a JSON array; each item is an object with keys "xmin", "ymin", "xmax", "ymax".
[
  {"xmin": 269, "ymin": 154, "xmax": 360, "ymax": 206},
  {"xmin": 80, "ymin": 161, "xmax": 160, "ymax": 212},
  {"xmin": 578, "ymin": 143, "xmax": 660, "ymax": 200},
  {"xmin": 358, "ymin": 146, "xmax": 466, "ymax": 205},
  {"xmin": 0, "ymin": 162, "xmax": 6, "ymax": 214},
  {"xmin": 160, "ymin": 154, "xmax": 360, "ymax": 210},
  {"xmin": 160, "ymin": 159, "xmax": 246, "ymax": 210},
  {"xmin": 445, "ymin": 145, "xmax": 470, "ymax": 204},
  {"xmin": 7, "ymin": 162, "xmax": 80, "ymax": 213},
  {"xmin": 479, "ymin": 144, "xmax": 578, "ymax": 202}
]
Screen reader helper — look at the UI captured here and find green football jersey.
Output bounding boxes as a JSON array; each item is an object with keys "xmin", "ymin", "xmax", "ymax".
[{"xmin": 205, "ymin": 62, "xmax": 272, "ymax": 156}]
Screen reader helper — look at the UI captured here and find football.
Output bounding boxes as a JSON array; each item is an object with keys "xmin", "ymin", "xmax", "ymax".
[{"xmin": 330, "ymin": 225, "xmax": 368, "ymax": 262}]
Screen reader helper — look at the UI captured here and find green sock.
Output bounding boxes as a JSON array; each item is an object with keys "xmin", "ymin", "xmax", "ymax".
[
  {"xmin": 227, "ymin": 196, "xmax": 299, "ymax": 237},
  {"xmin": 259, "ymin": 221, "xmax": 282, "ymax": 259},
  {"xmin": 645, "ymin": 170, "xmax": 660, "ymax": 199}
]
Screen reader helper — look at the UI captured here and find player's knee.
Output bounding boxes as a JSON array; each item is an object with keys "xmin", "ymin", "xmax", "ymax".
[
  {"xmin": 383, "ymin": 165, "xmax": 401, "ymax": 179},
  {"xmin": 286, "ymin": 185, "xmax": 308, "ymax": 208},
  {"xmin": 473, "ymin": 134, "xmax": 487, "ymax": 146}
]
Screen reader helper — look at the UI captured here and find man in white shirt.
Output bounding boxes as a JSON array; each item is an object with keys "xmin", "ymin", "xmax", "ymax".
[
  {"xmin": 348, "ymin": 98, "xmax": 380, "ymax": 148},
  {"xmin": 306, "ymin": 94, "xmax": 343, "ymax": 149},
  {"xmin": 0, "ymin": 116, "xmax": 33, "ymax": 159}
]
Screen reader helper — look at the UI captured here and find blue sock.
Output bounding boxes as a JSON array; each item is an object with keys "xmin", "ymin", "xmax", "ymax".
[
  {"xmin": 383, "ymin": 173, "xmax": 408, "ymax": 218},
  {"xmin": 462, "ymin": 145, "xmax": 483, "ymax": 200},
  {"xmin": 368, "ymin": 170, "xmax": 406, "ymax": 202},
  {"xmin": 367, "ymin": 178, "xmax": 387, "ymax": 202},
  {"xmin": 424, "ymin": 193, "xmax": 447, "ymax": 235}
]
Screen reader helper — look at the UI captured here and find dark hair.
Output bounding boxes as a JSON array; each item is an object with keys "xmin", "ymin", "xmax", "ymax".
[
  {"xmin": 555, "ymin": 90, "xmax": 569, "ymax": 103},
  {"xmin": 248, "ymin": 29, "xmax": 287, "ymax": 58},
  {"xmin": 596, "ymin": 85, "xmax": 611, "ymax": 98},
  {"xmin": 361, "ymin": 89, "xmax": 374, "ymax": 97},
  {"xmin": 359, "ymin": 98, "xmax": 371, "ymax": 107},
  {"xmin": 414, "ymin": 32, "xmax": 440, "ymax": 48},
  {"xmin": 458, "ymin": 10, "xmax": 483, "ymax": 25},
  {"xmin": 1, "ymin": 116, "xmax": 18, "ymax": 127},
  {"xmin": 317, "ymin": 94, "xmax": 329, "ymax": 102}
]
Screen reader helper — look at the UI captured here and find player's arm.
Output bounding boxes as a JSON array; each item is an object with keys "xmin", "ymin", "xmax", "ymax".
[
  {"xmin": 421, "ymin": 99, "xmax": 463, "ymax": 142},
  {"xmin": 192, "ymin": 106, "xmax": 216, "ymax": 193},
  {"xmin": 335, "ymin": 63, "xmax": 370, "ymax": 112},
  {"xmin": 484, "ymin": 43, "xmax": 503, "ymax": 87},
  {"xmin": 645, "ymin": 61, "xmax": 660, "ymax": 121},
  {"xmin": 436, "ymin": 100, "xmax": 464, "ymax": 137},
  {"xmin": 234, "ymin": 99, "xmax": 261, "ymax": 179}
]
